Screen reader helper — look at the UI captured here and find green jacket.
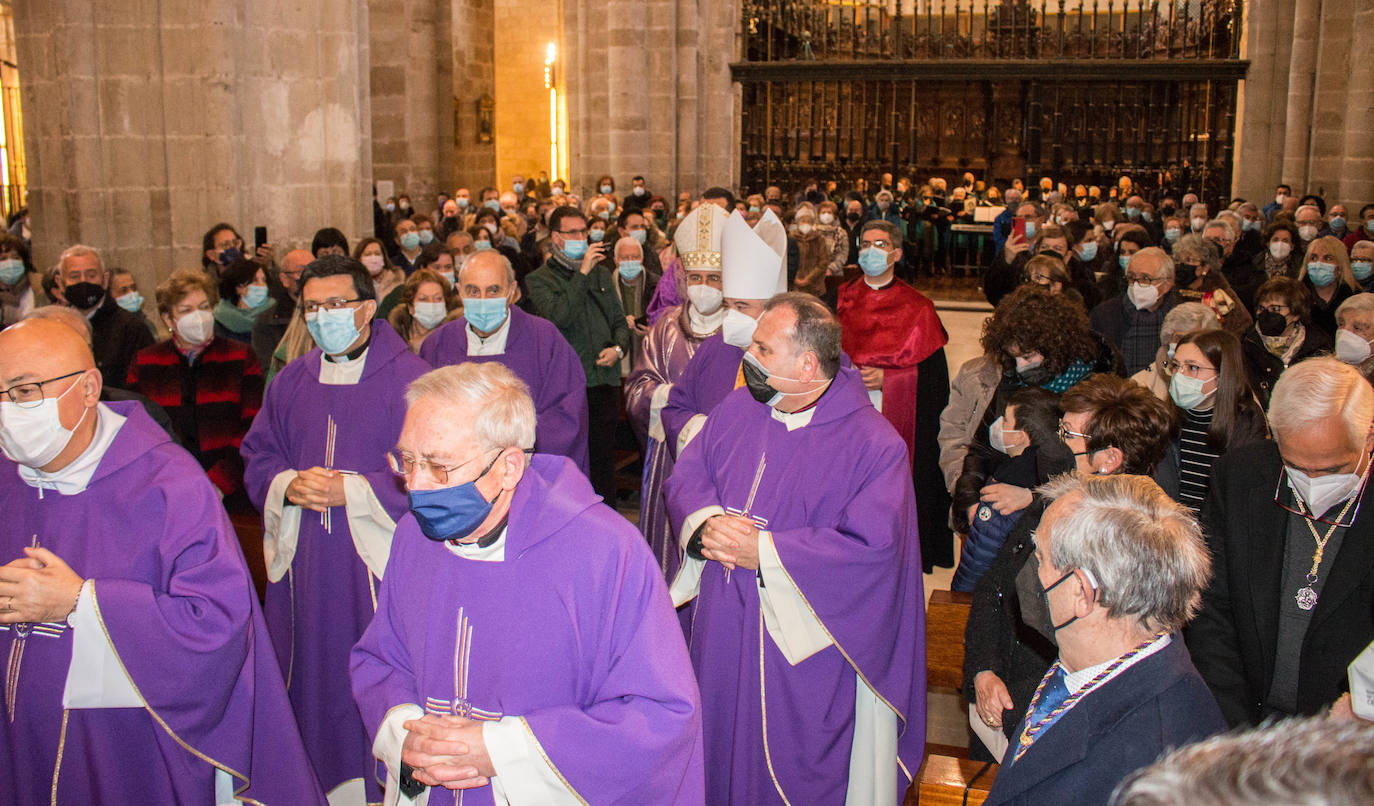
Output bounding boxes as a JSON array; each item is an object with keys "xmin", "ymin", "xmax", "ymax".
[{"xmin": 526, "ymin": 255, "xmax": 631, "ymax": 388}]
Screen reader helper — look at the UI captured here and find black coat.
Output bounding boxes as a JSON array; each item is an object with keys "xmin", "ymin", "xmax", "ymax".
[
  {"xmin": 1187, "ymin": 440, "xmax": 1374, "ymax": 726},
  {"xmin": 1240, "ymin": 326, "xmax": 1330, "ymax": 408},
  {"xmin": 89, "ymin": 294, "xmax": 154, "ymax": 390}
]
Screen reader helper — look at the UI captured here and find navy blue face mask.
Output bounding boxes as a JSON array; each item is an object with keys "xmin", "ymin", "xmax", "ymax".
[{"xmin": 409, "ymin": 451, "xmax": 503, "ymax": 543}]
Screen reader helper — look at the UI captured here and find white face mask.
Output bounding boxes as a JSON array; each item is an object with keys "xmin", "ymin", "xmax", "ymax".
[
  {"xmin": 988, "ymin": 415, "xmax": 1026, "ymax": 457},
  {"xmin": 1336, "ymin": 329, "xmax": 1374, "ymax": 364},
  {"xmin": 687, "ymin": 284, "xmax": 724, "ymax": 315},
  {"xmin": 1269, "ymin": 241, "xmax": 1293, "ymax": 260},
  {"xmin": 412, "ymin": 300, "xmax": 448, "ymax": 330},
  {"xmin": 1128, "ymin": 281, "xmax": 1160, "ymax": 310},
  {"xmin": 0, "ymin": 373, "xmax": 90, "ymax": 468},
  {"xmin": 1287, "ymin": 464, "xmax": 1367, "ymax": 519},
  {"xmin": 175, "ymin": 309, "xmax": 215, "ymax": 345},
  {"xmin": 819, "ymin": 212, "xmax": 835, "ymax": 225},
  {"xmin": 721, "ymin": 308, "xmax": 759, "ymax": 349},
  {"xmin": 797, "ymin": 223, "xmax": 814, "ymax": 235},
  {"xmin": 1298, "ymin": 224, "xmax": 1319, "ymax": 241},
  {"xmin": 361, "ymin": 254, "xmax": 385, "ymax": 276}
]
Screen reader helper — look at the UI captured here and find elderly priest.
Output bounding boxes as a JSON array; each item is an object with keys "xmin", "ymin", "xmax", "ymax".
[
  {"xmin": 0, "ymin": 317, "xmax": 325, "ymax": 805},
  {"xmin": 350, "ymin": 362, "xmax": 704, "ymax": 805}
]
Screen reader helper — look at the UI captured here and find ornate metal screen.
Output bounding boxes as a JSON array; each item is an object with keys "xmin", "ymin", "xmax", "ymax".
[{"xmin": 735, "ymin": 0, "xmax": 1247, "ymax": 207}]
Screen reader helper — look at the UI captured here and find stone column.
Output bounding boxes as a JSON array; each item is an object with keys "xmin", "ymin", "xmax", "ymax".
[
  {"xmin": 1280, "ymin": 0, "xmax": 1321, "ymax": 193},
  {"xmin": 1339, "ymin": 2, "xmax": 1374, "ymax": 203},
  {"xmin": 369, "ymin": 0, "xmax": 447, "ymax": 215},
  {"xmin": 1231, "ymin": 0, "xmax": 1296, "ymax": 200},
  {"xmin": 13, "ymin": 0, "xmax": 373, "ymax": 294},
  {"xmin": 451, "ymin": 0, "xmax": 497, "ymax": 192}
]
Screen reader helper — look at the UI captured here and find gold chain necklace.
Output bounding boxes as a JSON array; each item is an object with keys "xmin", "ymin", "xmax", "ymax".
[{"xmin": 1294, "ymin": 493, "xmax": 1359, "ymax": 611}]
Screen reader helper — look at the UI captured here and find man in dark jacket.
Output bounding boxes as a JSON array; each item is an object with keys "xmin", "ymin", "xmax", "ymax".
[
  {"xmin": 1089, "ymin": 247, "xmax": 1182, "ymax": 376},
  {"xmin": 54, "ymin": 244, "xmax": 152, "ymax": 390},
  {"xmin": 525, "ymin": 206, "xmax": 631, "ymax": 503}
]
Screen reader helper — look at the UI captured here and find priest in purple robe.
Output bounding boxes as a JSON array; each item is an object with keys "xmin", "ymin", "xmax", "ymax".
[
  {"xmin": 241, "ymin": 255, "xmax": 431, "ymax": 805},
  {"xmin": 350, "ymin": 362, "xmax": 704, "ymax": 805},
  {"xmin": 666, "ymin": 292, "xmax": 927, "ymax": 805},
  {"xmin": 660, "ymin": 209, "xmax": 789, "ymax": 459},
  {"xmin": 0, "ymin": 317, "xmax": 325, "ymax": 805},
  {"xmin": 418, "ymin": 250, "xmax": 589, "ymax": 474},
  {"xmin": 625, "ymin": 204, "xmax": 727, "ymax": 578}
]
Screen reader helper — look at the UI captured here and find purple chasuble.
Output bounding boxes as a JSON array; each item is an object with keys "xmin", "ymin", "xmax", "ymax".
[
  {"xmin": 241, "ymin": 324, "xmax": 429, "ymax": 800},
  {"xmin": 645, "ymin": 255, "xmax": 685, "ymax": 324},
  {"xmin": 660, "ymin": 332, "xmax": 743, "ymax": 458},
  {"xmin": 665, "ymin": 368, "xmax": 927, "ymax": 805},
  {"xmin": 351, "ymin": 454, "xmax": 705, "ymax": 805},
  {"xmin": 418, "ymin": 306, "xmax": 590, "ymax": 474},
  {"xmin": 0, "ymin": 401, "xmax": 325, "ymax": 805},
  {"xmin": 624, "ymin": 304, "xmax": 713, "ymax": 579}
]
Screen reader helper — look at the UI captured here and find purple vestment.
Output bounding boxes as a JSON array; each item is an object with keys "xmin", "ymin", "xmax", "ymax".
[
  {"xmin": 624, "ymin": 304, "xmax": 713, "ymax": 578},
  {"xmin": 351, "ymin": 454, "xmax": 705, "ymax": 804},
  {"xmin": 645, "ymin": 254, "xmax": 685, "ymax": 324},
  {"xmin": 0, "ymin": 401, "xmax": 326, "ymax": 805},
  {"xmin": 660, "ymin": 332, "xmax": 743, "ymax": 456},
  {"xmin": 665, "ymin": 368, "xmax": 927, "ymax": 804},
  {"xmin": 418, "ymin": 306, "xmax": 590, "ymax": 474},
  {"xmin": 241, "ymin": 324, "xmax": 429, "ymax": 800}
]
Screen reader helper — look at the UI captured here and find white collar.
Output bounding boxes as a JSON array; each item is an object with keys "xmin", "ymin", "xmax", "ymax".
[
  {"xmin": 18, "ymin": 403, "xmax": 127, "ymax": 496},
  {"xmin": 466, "ymin": 314, "xmax": 512, "ymax": 356},
  {"xmin": 1062, "ymin": 633, "xmax": 1171, "ymax": 692},
  {"xmin": 863, "ymin": 275, "xmax": 894, "ymax": 290},
  {"xmin": 442, "ymin": 526, "xmax": 507, "ymax": 562},
  {"xmin": 687, "ymin": 305, "xmax": 726, "ymax": 337},
  {"xmin": 769, "ymin": 405, "xmax": 817, "ymax": 432},
  {"xmin": 319, "ymin": 346, "xmax": 369, "ymax": 385}
]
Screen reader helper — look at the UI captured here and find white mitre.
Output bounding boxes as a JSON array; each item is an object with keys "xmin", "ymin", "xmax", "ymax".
[
  {"xmin": 722, "ymin": 210, "xmax": 784, "ymax": 300},
  {"xmin": 673, "ymin": 204, "xmax": 727, "ymax": 271},
  {"xmin": 752, "ymin": 209, "xmax": 790, "ymax": 295}
]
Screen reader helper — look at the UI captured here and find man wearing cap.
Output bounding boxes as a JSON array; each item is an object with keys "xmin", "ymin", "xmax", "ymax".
[
  {"xmin": 625, "ymin": 204, "xmax": 729, "ymax": 579},
  {"xmin": 660, "ymin": 210, "xmax": 789, "ymax": 458}
]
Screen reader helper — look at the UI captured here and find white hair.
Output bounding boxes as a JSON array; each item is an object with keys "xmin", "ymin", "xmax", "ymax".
[
  {"xmin": 613, "ymin": 236, "xmax": 644, "ymax": 260},
  {"xmin": 1036, "ymin": 473, "xmax": 1211, "ymax": 633},
  {"xmin": 1160, "ymin": 302, "xmax": 1220, "ymax": 344},
  {"xmin": 1268, "ymin": 357, "xmax": 1374, "ymax": 449},
  {"xmin": 1203, "ymin": 217, "xmax": 1237, "ymax": 241},
  {"xmin": 406, "ymin": 363, "xmax": 536, "ymax": 452},
  {"xmin": 1128, "ymin": 246, "xmax": 1175, "ymax": 282},
  {"xmin": 1174, "ymin": 233, "xmax": 1222, "ymax": 269},
  {"xmin": 1112, "ymin": 715, "xmax": 1374, "ymax": 805},
  {"xmin": 1336, "ymin": 293, "xmax": 1374, "ymax": 329},
  {"xmin": 58, "ymin": 244, "xmax": 104, "ymax": 274}
]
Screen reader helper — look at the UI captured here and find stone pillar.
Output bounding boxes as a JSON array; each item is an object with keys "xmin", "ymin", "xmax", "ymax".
[
  {"xmin": 451, "ymin": 0, "xmax": 496, "ymax": 192},
  {"xmin": 493, "ymin": 0, "xmax": 557, "ymax": 187},
  {"xmin": 1231, "ymin": 0, "xmax": 1296, "ymax": 200},
  {"xmin": 1280, "ymin": 0, "xmax": 1321, "ymax": 191},
  {"xmin": 13, "ymin": 0, "xmax": 372, "ymax": 295},
  {"xmin": 369, "ymin": 0, "xmax": 448, "ymax": 215},
  {"xmin": 1340, "ymin": 2, "xmax": 1374, "ymax": 201}
]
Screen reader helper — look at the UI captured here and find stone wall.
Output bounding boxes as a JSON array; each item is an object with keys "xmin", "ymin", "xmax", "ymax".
[
  {"xmin": 13, "ymin": 0, "xmax": 373, "ymax": 295},
  {"xmin": 1234, "ymin": 0, "xmax": 1373, "ymax": 208},
  {"xmin": 451, "ymin": 0, "xmax": 497, "ymax": 193},
  {"xmin": 493, "ymin": 0, "xmax": 557, "ymax": 188}
]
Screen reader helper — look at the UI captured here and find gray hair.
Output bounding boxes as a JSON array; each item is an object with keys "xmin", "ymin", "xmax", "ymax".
[
  {"xmin": 762, "ymin": 292, "xmax": 842, "ymax": 378},
  {"xmin": 1204, "ymin": 217, "xmax": 1238, "ymax": 242},
  {"xmin": 22, "ymin": 305, "xmax": 93, "ymax": 347},
  {"xmin": 1268, "ymin": 356, "xmax": 1374, "ymax": 449},
  {"xmin": 1336, "ymin": 292, "xmax": 1374, "ymax": 329},
  {"xmin": 1174, "ymin": 233, "xmax": 1222, "ymax": 270},
  {"xmin": 1036, "ymin": 473, "xmax": 1211, "ymax": 633},
  {"xmin": 1353, "ymin": 239, "xmax": 1374, "ymax": 254},
  {"xmin": 58, "ymin": 244, "xmax": 104, "ymax": 274},
  {"xmin": 1111, "ymin": 715, "xmax": 1374, "ymax": 806},
  {"xmin": 1160, "ymin": 302, "xmax": 1220, "ymax": 345},
  {"xmin": 1004, "ymin": 188, "xmax": 1022, "ymax": 205},
  {"xmin": 1128, "ymin": 246, "xmax": 1175, "ymax": 282},
  {"xmin": 406, "ymin": 363, "xmax": 536, "ymax": 452},
  {"xmin": 458, "ymin": 249, "xmax": 517, "ymax": 288}
]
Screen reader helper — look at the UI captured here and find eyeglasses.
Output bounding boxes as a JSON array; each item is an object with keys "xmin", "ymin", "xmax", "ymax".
[
  {"xmin": 1165, "ymin": 360, "xmax": 1218, "ymax": 378},
  {"xmin": 301, "ymin": 297, "xmax": 361, "ymax": 315},
  {"xmin": 1057, "ymin": 419, "xmax": 1091, "ymax": 443},
  {"xmin": 1273, "ymin": 466, "xmax": 1367, "ymax": 527},
  {"xmin": 860, "ymin": 239, "xmax": 894, "ymax": 251},
  {"xmin": 388, "ymin": 448, "xmax": 499, "ymax": 485},
  {"xmin": 1126, "ymin": 274, "xmax": 1168, "ymax": 286},
  {"xmin": 1, "ymin": 369, "xmax": 86, "ymax": 408},
  {"xmin": 558, "ymin": 228, "xmax": 588, "ymax": 237},
  {"xmin": 1257, "ymin": 304, "xmax": 1290, "ymax": 316}
]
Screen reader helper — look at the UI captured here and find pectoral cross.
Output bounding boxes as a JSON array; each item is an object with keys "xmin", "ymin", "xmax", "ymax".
[
  {"xmin": 723, "ymin": 454, "xmax": 770, "ymax": 585},
  {"xmin": 4, "ymin": 536, "xmax": 68, "ymax": 722}
]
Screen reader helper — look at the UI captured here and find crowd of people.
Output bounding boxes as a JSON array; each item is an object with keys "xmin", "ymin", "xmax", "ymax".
[{"xmin": 1, "ymin": 169, "xmax": 1372, "ymax": 805}]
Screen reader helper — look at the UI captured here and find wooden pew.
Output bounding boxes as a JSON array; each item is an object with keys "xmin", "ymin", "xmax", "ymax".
[
  {"xmin": 907, "ymin": 755, "xmax": 998, "ymax": 806},
  {"xmin": 926, "ymin": 589, "xmax": 973, "ymax": 690}
]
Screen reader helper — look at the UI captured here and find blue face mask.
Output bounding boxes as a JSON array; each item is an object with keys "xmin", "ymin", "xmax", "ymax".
[
  {"xmin": 618, "ymin": 260, "xmax": 643, "ymax": 280},
  {"xmin": 563, "ymin": 238, "xmax": 588, "ymax": 260},
  {"xmin": 400, "ymin": 231, "xmax": 421, "ymax": 252},
  {"xmin": 456, "ymin": 198, "xmax": 469, "ymax": 208},
  {"xmin": 474, "ymin": 240, "xmax": 492, "ymax": 252},
  {"xmin": 418, "ymin": 229, "xmax": 435, "ymax": 245},
  {"xmin": 589, "ymin": 229, "xmax": 606, "ymax": 242},
  {"xmin": 1119, "ymin": 254, "xmax": 1131, "ymax": 272},
  {"xmin": 1125, "ymin": 207, "xmax": 1141, "ymax": 220},
  {"xmin": 1165, "ymin": 227, "xmax": 1181, "ymax": 242},
  {"xmin": 484, "ymin": 200, "xmax": 501, "ymax": 211},
  {"xmin": 306, "ymin": 307, "xmax": 362, "ymax": 355},
  {"xmin": 600, "ymin": 184, "xmax": 613, "ymax": 195},
  {"xmin": 463, "ymin": 296, "xmax": 509, "ymax": 333},
  {"xmin": 115, "ymin": 291, "xmax": 144, "ymax": 313},
  {"xmin": 1243, "ymin": 219, "xmax": 1261, "ymax": 232},
  {"xmin": 858, "ymin": 246, "xmax": 890, "ymax": 277},
  {"xmin": 1142, "ymin": 212, "xmax": 1154, "ymax": 223},
  {"xmin": 1308, "ymin": 261, "xmax": 1337, "ymax": 288},
  {"xmin": 409, "ymin": 452, "xmax": 502, "ymax": 542},
  {"xmin": 1024, "ymin": 221, "xmax": 1037, "ymax": 239},
  {"xmin": 513, "ymin": 183, "xmax": 525, "ymax": 194},
  {"xmin": 1331, "ymin": 216, "xmax": 1347, "ymax": 231},
  {"xmin": 629, "ymin": 229, "xmax": 647, "ymax": 245},
  {"xmin": 0, "ymin": 258, "xmax": 24, "ymax": 286},
  {"xmin": 1078, "ymin": 241, "xmax": 1098, "ymax": 261},
  {"xmin": 242, "ymin": 284, "xmax": 269, "ymax": 308},
  {"xmin": 1354, "ymin": 261, "xmax": 1373, "ymax": 282}
]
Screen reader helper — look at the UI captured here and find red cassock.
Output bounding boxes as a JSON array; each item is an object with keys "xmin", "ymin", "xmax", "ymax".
[{"xmin": 837, "ymin": 277, "xmax": 949, "ymax": 462}]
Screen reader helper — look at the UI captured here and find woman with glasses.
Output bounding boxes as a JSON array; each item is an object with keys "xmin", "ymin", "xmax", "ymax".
[
  {"xmin": 1243, "ymin": 276, "xmax": 1332, "ymax": 407},
  {"xmin": 1168, "ymin": 329, "xmax": 1269, "ymax": 511},
  {"xmin": 1333, "ymin": 293, "xmax": 1374, "ymax": 385},
  {"xmin": 1130, "ymin": 302, "xmax": 1220, "ymax": 400},
  {"xmin": 963, "ymin": 375, "xmax": 1178, "ymax": 761}
]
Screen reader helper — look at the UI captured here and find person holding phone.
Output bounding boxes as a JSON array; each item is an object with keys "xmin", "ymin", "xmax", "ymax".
[{"xmin": 984, "ymin": 200, "xmax": 1046, "ymax": 306}]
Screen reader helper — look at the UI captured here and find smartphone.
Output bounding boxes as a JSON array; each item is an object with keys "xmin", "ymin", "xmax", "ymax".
[
  {"xmin": 1012, "ymin": 217, "xmax": 1027, "ymax": 240},
  {"xmin": 635, "ymin": 315, "xmax": 649, "ymax": 328},
  {"xmin": 254, "ymin": 226, "xmax": 268, "ymax": 251}
]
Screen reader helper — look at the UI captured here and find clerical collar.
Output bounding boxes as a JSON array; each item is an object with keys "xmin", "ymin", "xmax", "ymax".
[
  {"xmin": 324, "ymin": 332, "xmax": 372, "ymax": 363},
  {"xmin": 687, "ymin": 304, "xmax": 726, "ymax": 337},
  {"xmin": 450, "ymin": 509, "xmax": 510, "ymax": 550},
  {"xmin": 18, "ymin": 403, "xmax": 127, "ymax": 496},
  {"xmin": 863, "ymin": 275, "xmax": 895, "ymax": 291},
  {"xmin": 466, "ymin": 313, "xmax": 512, "ymax": 355},
  {"xmin": 769, "ymin": 379, "xmax": 834, "ymax": 431}
]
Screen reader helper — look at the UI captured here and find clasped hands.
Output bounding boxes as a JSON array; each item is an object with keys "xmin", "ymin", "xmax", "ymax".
[
  {"xmin": 0, "ymin": 546, "xmax": 84, "ymax": 624},
  {"xmin": 701, "ymin": 514, "xmax": 761, "ymax": 571},
  {"xmin": 401, "ymin": 714, "xmax": 494, "ymax": 791},
  {"xmin": 287, "ymin": 467, "xmax": 347, "ymax": 512}
]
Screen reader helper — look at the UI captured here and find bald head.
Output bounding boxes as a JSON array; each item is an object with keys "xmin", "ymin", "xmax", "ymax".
[
  {"xmin": 280, "ymin": 248, "xmax": 312, "ymax": 297},
  {"xmin": 1, "ymin": 318, "xmax": 96, "ymax": 379},
  {"xmin": 0, "ymin": 318, "xmax": 103, "ymax": 470},
  {"xmin": 457, "ymin": 249, "xmax": 515, "ymax": 296},
  {"xmin": 21, "ymin": 305, "xmax": 93, "ymax": 347}
]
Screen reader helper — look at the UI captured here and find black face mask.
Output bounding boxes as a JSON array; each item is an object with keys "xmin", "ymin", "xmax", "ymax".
[
  {"xmin": 1257, "ymin": 310, "xmax": 1290, "ymax": 337},
  {"xmin": 741, "ymin": 355, "xmax": 781, "ymax": 406},
  {"xmin": 846, "ymin": 212, "xmax": 861, "ymax": 221},
  {"xmin": 1017, "ymin": 364, "xmax": 1056, "ymax": 388},
  {"xmin": 64, "ymin": 281, "xmax": 105, "ymax": 310},
  {"xmin": 1016, "ymin": 553, "xmax": 1082, "ymax": 643},
  {"xmin": 1174, "ymin": 263, "xmax": 1199, "ymax": 287},
  {"xmin": 1160, "ymin": 205, "xmax": 1176, "ymax": 218}
]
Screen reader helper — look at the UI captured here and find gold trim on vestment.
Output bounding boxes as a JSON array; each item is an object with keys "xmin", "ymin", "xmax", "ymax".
[
  {"xmin": 759, "ymin": 609, "xmax": 795, "ymax": 805},
  {"xmin": 518, "ymin": 716, "xmax": 590, "ymax": 805},
  {"xmin": 89, "ymin": 582, "xmax": 266, "ymax": 805},
  {"xmin": 49, "ymin": 709, "xmax": 68, "ymax": 806}
]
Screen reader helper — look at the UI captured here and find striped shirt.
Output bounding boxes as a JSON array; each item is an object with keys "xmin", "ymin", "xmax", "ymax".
[{"xmin": 1178, "ymin": 408, "xmax": 1221, "ymax": 511}]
